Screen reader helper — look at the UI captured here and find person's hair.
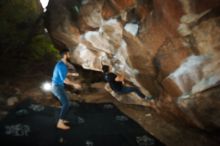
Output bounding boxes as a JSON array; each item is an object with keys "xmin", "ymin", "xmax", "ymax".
[
  {"xmin": 102, "ymin": 65, "xmax": 109, "ymax": 73},
  {"xmin": 59, "ymin": 48, "xmax": 69, "ymax": 57}
]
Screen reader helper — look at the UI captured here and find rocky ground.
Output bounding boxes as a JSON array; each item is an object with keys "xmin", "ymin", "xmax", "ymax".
[{"xmin": 0, "ymin": 74, "xmax": 219, "ymax": 146}]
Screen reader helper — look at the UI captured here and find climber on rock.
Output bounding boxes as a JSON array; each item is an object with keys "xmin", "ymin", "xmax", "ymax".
[{"xmin": 102, "ymin": 65, "xmax": 154, "ymax": 100}]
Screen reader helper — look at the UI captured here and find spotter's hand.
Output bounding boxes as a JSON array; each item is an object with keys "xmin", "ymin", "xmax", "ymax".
[
  {"xmin": 72, "ymin": 83, "xmax": 81, "ymax": 90},
  {"xmin": 68, "ymin": 72, "xmax": 79, "ymax": 77}
]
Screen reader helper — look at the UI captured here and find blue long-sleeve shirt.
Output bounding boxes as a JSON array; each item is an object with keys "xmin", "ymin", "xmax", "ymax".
[{"xmin": 52, "ymin": 61, "xmax": 67, "ymax": 86}]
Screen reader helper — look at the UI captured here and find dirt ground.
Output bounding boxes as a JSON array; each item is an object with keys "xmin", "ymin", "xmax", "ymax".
[{"xmin": 0, "ymin": 74, "xmax": 219, "ymax": 146}]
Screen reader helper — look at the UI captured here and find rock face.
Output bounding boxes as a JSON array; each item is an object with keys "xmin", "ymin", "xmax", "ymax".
[{"xmin": 45, "ymin": 0, "xmax": 220, "ymax": 131}]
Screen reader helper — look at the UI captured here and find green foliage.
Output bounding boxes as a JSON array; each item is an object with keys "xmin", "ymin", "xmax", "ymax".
[
  {"xmin": 28, "ymin": 34, "xmax": 59, "ymax": 61},
  {"xmin": 0, "ymin": 0, "xmax": 58, "ymax": 77},
  {"xmin": 0, "ymin": 0, "xmax": 41, "ymax": 50}
]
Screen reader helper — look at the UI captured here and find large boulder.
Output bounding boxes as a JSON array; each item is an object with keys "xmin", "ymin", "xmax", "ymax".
[{"xmin": 45, "ymin": 0, "xmax": 220, "ymax": 131}]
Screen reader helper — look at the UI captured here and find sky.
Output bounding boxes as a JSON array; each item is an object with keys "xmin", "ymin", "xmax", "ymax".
[{"xmin": 40, "ymin": 0, "xmax": 49, "ymax": 11}]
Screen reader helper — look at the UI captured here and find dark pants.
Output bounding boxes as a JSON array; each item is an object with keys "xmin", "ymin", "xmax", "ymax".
[
  {"xmin": 117, "ymin": 86, "xmax": 145, "ymax": 98},
  {"xmin": 51, "ymin": 84, "xmax": 70, "ymax": 120}
]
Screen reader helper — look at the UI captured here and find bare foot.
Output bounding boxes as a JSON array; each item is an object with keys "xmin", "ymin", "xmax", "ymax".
[
  {"xmin": 63, "ymin": 120, "xmax": 70, "ymax": 124},
  {"xmin": 57, "ymin": 119, "xmax": 70, "ymax": 130}
]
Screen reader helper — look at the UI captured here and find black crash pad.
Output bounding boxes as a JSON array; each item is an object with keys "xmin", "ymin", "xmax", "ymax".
[{"xmin": 0, "ymin": 99, "xmax": 165, "ymax": 146}]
